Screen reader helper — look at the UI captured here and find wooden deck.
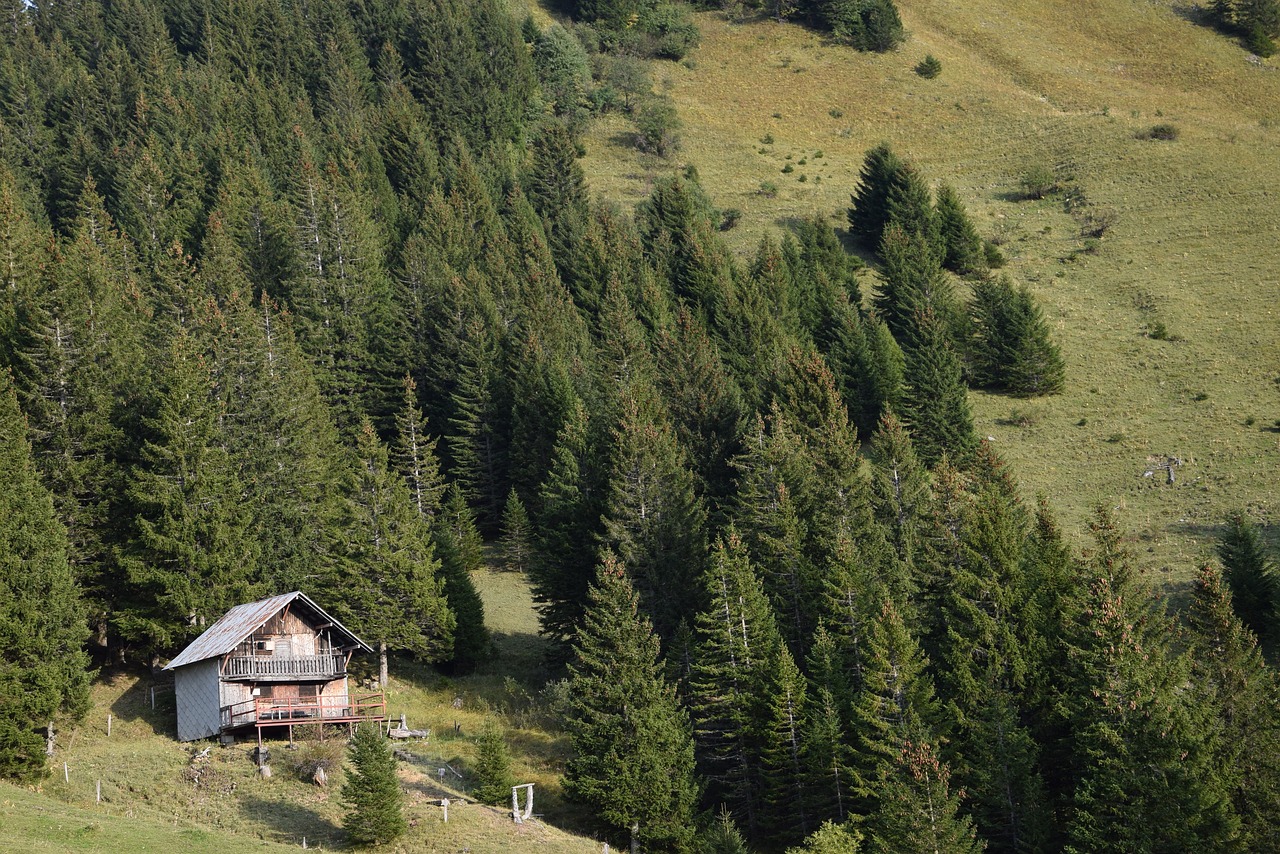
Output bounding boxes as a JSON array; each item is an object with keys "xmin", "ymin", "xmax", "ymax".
[
  {"xmin": 223, "ymin": 653, "xmax": 345, "ymax": 680},
  {"xmin": 221, "ymin": 693, "xmax": 387, "ymax": 744}
]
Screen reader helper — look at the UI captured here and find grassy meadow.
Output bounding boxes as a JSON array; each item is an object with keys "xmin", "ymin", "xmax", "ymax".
[
  {"xmin": 4, "ymin": 570, "xmax": 599, "ymax": 853},
  {"xmin": 577, "ymin": 0, "xmax": 1280, "ymax": 584}
]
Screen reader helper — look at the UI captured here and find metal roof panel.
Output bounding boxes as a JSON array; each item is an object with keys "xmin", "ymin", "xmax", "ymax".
[{"xmin": 163, "ymin": 591, "xmax": 371, "ymax": 670}]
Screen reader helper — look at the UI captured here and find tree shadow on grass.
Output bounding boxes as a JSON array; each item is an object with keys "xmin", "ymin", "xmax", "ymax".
[
  {"xmin": 239, "ymin": 795, "xmax": 342, "ymax": 847},
  {"xmin": 105, "ymin": 668, "xmax": 178, "ymax": 738}
]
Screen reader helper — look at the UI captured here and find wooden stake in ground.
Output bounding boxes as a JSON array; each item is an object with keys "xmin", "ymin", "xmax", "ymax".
[{"xmin": 107, "ymin": 714, "xmax": 112, "ymax": 737}]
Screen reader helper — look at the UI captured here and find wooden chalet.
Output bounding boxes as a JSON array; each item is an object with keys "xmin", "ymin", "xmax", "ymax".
[{"xmin": 163, "ymin": 591, "xmax": 386, "ymax": 743}]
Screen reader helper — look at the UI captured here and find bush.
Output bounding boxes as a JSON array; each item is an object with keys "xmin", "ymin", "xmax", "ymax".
[
  {"xmin": 1019, "ymin": 164, "xmax": 1060, "ymax": 200},
  {"xmin": 1246, "ymin": 25, "xmax": 1278, "ymax": 56},
  {"xmin": 719, "ymin": 208, "xmax": 743, "ymax": 230},
  {"xmin": 758, "ymin": 181, "xmax": 778, "ymax": 197},
  {"xmin": 983, "ymin": 240, "xmax": 1007, "ymax": 269},
  {"xmin": 1140, "ymin": 123, "xmax": 1180, "ymax": 140},
  {"xmin": 915, "ymin": 54, "xmax": 942, "ymax": 78},
  {"xmin": 635, "ymin": 96, "xmax": 682, "ymax": 156},
  {"xmin": 285, "ymin": 738, "xmax": 346, "ymax": 783}
]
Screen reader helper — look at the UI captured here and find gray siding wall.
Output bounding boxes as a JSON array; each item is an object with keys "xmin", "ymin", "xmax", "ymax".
[{"xmin": 175, "ymin": 658, "xmax": 223, "ymax": 741}]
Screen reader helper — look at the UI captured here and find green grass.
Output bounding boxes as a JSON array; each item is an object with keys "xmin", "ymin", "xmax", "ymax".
[
  {"xmin": 577, "ymin": 1, "xmax": 1280, "ymax": 582},
  {"xmin": 6, "ymin": 571, "xmax": 598, "ymax": 853}
]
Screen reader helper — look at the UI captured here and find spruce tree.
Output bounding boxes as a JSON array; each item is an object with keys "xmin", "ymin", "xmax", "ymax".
[
  {"xmin": 433, "ymin": 484, "xmax": 490, "ymax": 674},
  {"xmin": 565, "ymin": 552, "xmax": 700, "ymax": 852},
  {"xmin": 1217, "ymin": 511, "xmax": 1277, "ymax": 637},
  {"xmin": 848, "ymin": 143, "xmax": 904, "ymax": 244},
  {"xmin": 0, "ymin": 372, "xmax": 92, "ymax": 781},
  {"xmin": 899, "ymin": 306, "xmax": 976, "ymax": 467},
  {"xmin": 969, "ymin": 276, "xmax": 1065, "ymax": 396},
  {"xmin": 498, "ymin": 488, "xmax": 534, "ymax": 574},
  {"xmin": 1187, "ymin": 563, "xmax": 1280, "ymax": 849},
  {"xmin": 1060, "ymin": 508, "xmax": 1238, "ymax": 853},
  {"xmin": 471, "ymin": 718, "xmax": 517, "ymax": 805},
  {"xmin": 342, "ymin": 723, "xmax": 406, "ymax": 846},
  {"xmin": 934, "ymin": 182, "xmax": 987, "ymax": 276},
  {"xmin": 327, "ymin": 420, "xmax": 455, "ymax": 687},
  {"xmin": 863, "ymin": 740, "xmax": 982, "ymax": 854},
  {"xmin": 688, "ymin": 532, "xmax": 788, "ymax": 838}
]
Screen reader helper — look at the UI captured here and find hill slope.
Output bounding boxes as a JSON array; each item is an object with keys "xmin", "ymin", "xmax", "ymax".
[{"xmin": 581, "ymin": 0, "xmax": 1280, "ymax": 577}]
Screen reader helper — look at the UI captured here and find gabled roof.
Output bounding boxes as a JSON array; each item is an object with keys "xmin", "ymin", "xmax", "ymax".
[{"xmin": 163, "ymin": 591, "xmax": 371, "ymax": 671}]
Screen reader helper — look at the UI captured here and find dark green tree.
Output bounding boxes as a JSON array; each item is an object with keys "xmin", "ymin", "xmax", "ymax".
[
  {"xmin": 1217, "ymin": 511, "xmax": 1276, "ymax": 637},
  {"xmin": 342, "ymin": 722, "xmax": 406, "ymax": 846},
  {"xmin": 1186, "ymin": 563, "xmax": 1280, "ymax": 850},
  {"xmin": 969, "ymin": 276, "xmax": 1065, "ymax": 397},
  {"xmin": 471, "ymin": 718, "xmax": 517, "ymax": 805},
  {"xmin": 848, "ymin": 143, "xmax": 905, "ymax": 244},
  {"xmin": 863, "ymin": 740, "xmax": 982, "ymax": 854},
  {"xmin": 565, "ymin": 552, "xmax": 700, "ymax": 852},
  {"xmin": 899, "ymin": 306, "xmax": 976, "ymax": 467},
  {"xmin": 498, "ymin": 488, "xmax": 534, "ymax": 574},
  {"xmin": 327, "ymin": 421, "xmax": 455, "ymax": 687},
  {"xmin": 0, "ymin": 372, "xmax": 92, "ymax": 781},
  {"xmin": 934, "ymin": 182, "xmax": 986, "ymax": 276},
  {"xmin": 433, "ymin": 484, "xmax": 490, "ymax": 673}
]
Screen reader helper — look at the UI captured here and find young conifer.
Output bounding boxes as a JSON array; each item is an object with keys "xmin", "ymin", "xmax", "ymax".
[{"xmin": 342, "ymin": 723, "xmax": 406, "ymax": 846}]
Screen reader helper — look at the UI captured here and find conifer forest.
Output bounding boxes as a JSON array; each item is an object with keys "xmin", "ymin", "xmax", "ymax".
[{"xmin": 2, "ymin": 0, "xmax": 1280, "ymax": 851}]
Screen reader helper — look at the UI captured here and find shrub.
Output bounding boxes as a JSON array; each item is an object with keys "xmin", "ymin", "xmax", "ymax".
[
  {"xmin": 1019, "ymin": 164, "xmax": 1060, "ymax": 199},
  {"xmin": 1141, "ymin": 123, "xmax": 1180, "ymax": 140},
  {"xmin": 635, "ymin": 96, "xmax": 681, "ymax": 156},
  {"xmin": 761, "ymin": 133, "xmax": 775, "ymax": 144},
  {"xmin": 983, "ymin": 240, "xmax": 1007, "ymax": 268},
  {"xmin": 915, "ymin": 54, "xmax": 942, "ymax": 78},
  {"xmin": 286, "ymin": 739, "xmax": 346, "ymax": 783},
  {"xmin": 781, "ymin": 163, "xmax": 794, "ymax": 174},
  {"xmin": 720, "ymin": 208, "xmax": 743, "ymax": 230},
  {"xmin": 1246, "ymin": 25, "xmax": 1278, "ymax": 57},
  {"xmin": 758, "ymin": 181, "xmax": 778, "ymax": 197}
]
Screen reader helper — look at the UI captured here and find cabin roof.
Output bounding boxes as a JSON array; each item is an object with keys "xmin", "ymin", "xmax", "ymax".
[{"xmin": 163, "ymin": 591, "xmax": 371, "ymax": 671}]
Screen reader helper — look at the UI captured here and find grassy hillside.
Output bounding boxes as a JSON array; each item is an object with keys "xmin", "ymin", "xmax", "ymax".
[
  {"xmin": 579, "ymin": 0, "xmax": 1280, "ymax": 581},
  {"xmin": 3, "ymin": 570, "xmax": 599, "ymax": 853}
]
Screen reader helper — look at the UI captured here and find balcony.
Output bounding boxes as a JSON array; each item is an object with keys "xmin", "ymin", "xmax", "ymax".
[
  {"xmin": 224, "ymin": 653, "xmax": 345, "ymax": 681},
  {"xmin": 222, "ymin": 693, "xmax": 387, "ymax": 731}
]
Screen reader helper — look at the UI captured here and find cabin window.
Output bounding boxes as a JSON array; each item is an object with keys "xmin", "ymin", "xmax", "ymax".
[{"xmin": 299, "ymin": 684, "xmax": 319, "ymax": 699}]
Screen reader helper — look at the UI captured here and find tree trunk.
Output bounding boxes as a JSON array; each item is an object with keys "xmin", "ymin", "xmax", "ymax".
[
  {"xmin": 379, "ymin": 642, "xmax": 389, "ymax": 688},
  {"xmin": 630, "ymin": 821, "xmax": 640, "ymax": 854}
]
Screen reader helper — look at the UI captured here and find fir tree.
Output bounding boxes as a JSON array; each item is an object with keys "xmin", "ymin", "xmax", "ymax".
[
  {"xmin": 342, "ymin": 723, "xmax": 406, "ymax": 846},
  {"xmin": 969, "ymin": 276, "xmax": 1065, "ymax": 397},
  {"xmin": 471, "ymin": 718, "xmax": 516, "ymax": 805},
  {"xmin": 433, "ymin": 484, "xmax": 490, "ymax": 674},
  {"xmin": 327, "ymin": 420, "xmax": 455, "ymax": 687},
  {"xmin": 565, "ymin": 552, "xmax": 700, "ymax": 852},
  {"xmin": 498, "ymin": 488, "xmax": 534, "ymax": 574},
  {"xmin": 934, "ymin": 182, "xmax": 987, "ymax": 276},
  {"xmin": 1217, "ymin": 511, "xmax": 1277, "ymax": 638},
  {"xmin": 0, "ymin": 372, "xmax": 92, "ymax": 781},
  {"xmin": 848, "ymin": 143, "xmax": 905, "ymax": 244},
  {"xmin": 863, "ymin": 740, "xmax": 982, "ymax": 854}
]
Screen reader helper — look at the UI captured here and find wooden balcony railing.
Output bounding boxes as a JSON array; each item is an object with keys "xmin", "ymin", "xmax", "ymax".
[
  {"xmin": 222, "ymin": 693, "xmax": 386, "ymax": 730},
  {"xmin": 224, "ymin": 653, "xmax": 345, "ymax": 680}
]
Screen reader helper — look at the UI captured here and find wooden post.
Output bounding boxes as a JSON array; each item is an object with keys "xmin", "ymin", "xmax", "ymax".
[
  {"xmin": 96, "ymin": 780, "xmax": 101, "ymax": 803},
  {"xmin": 63, "ymin": 762, "xmax": 69, "ymax": 782},
  {"xmin": 46, "ymin": 722, "xmax": 54, "ymax": 757},
  {"xmin": 151, "ymin": 687, "xmax": 156, "ymax": 710},
  {"xmin": 106, "ymin": 714, "xmax": 112, "ymax": 737},
  {"xmin": 441, "ymin": 798, "xmax": 449, "ymax": 823}
]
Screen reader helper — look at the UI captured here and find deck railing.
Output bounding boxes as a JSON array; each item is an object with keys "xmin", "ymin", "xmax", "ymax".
[
  {"xmin": 222, "ymin": 693, "xmax": 386, "ymax": 729},
  {"xmin": 224, "ymin": 653, "xmax": 345, "ymax": 679}
]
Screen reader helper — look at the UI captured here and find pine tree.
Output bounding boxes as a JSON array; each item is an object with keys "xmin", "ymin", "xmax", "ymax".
[
  {"xmin": 884, "ymin": 163, "xmax": 940, "ymax": 254},
  {"xmin": 899, "ymin": 306, "xmax": 976, "ymax": 467},
  {"xmin": 848, "ymin": 143, "xmax": 905, "ymax": 244},
  {"xmin": 1186, "ymin": 563, "xmax": 1280, "ymax": 849},
  {"xmin": 327, "ymin": 420, "xmax": 454, "ymax": 687},
  {"xmin": 433, "ymin": 484, "xmax": 490, "ymax": 673},
  {"xmin": 785, "ymin": 820, "xmax": 862, "ymax": 854},
  {"xmin": 565, "ymin": 552, "xmax": 700, "ymax": 852},
  {"xmin": 1060, "ymin": 508, "xmax": 1239, "ymax": 853},
  {"xmin": 342, "ymin": 723, "xmax": 406, "ymax": 846},
  {"xmin": 497, "ymin": 488, "xmax": 534, "ymax": 574},
  {"xmin": 393, "ymin": 374, "xmax": 446, "ymax": 524},
  {"xmin": 1217, "ymin": 511, "xmax": 1277, "ymax": 637},
  {"xmin": 525, "ymin": 118, "xmax": 589, "ymax": 283},
  {"xmin": 934, "ymin": 182, "xmax": 987, "ymax": 277},
  {"xmin": 0, "ymin": 371, "xmax": 92, "ymax": 781},
  {"xmin": 759, "ymin": 647, "xmax": 812, "ymax": 847},
  {"xmin": 867, "ymin": 410, "xmax": 930, "ymax": 572},
  {"xmin": 699, "ymin": 807, "xmax": 753, "ymax": 854},
  {"xmin": 471, "ymin": 718, "xmax": 516, "ymax": 805}
]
